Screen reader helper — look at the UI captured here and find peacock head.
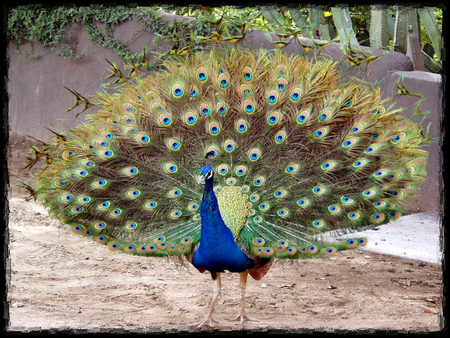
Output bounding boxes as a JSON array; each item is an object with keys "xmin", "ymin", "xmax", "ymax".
[
  {"xmin": 198, "ymin": 165, "xmax": 214, "ymax": 184},
  {"xmin": 198, "ymin": 151, "xmax": 216, "ymax": 184}
]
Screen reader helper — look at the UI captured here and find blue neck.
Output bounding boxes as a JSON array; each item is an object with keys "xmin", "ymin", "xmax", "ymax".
[
  {"xmin": 193, "ymin": 175, "xmax": 254, "ymax": 272},
  {"xmin": 203, "ymin": 178, "xmax": 215, "ymax": 201}
]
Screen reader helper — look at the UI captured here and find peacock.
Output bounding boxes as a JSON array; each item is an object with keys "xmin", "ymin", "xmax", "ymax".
[{"xmin": 25, "ymin": 46, "xmax": 429, "ymax": 328}]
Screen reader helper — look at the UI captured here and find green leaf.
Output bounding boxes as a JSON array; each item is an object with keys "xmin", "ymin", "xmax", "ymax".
[
  {"xmin": 370, "ymin": 6, "xmax": 389, "ymax": 49},
  {"xmin": 258, "ymin": 5, "xmax": 284, "ymax": 28},
  {"xmin": 393, "ymin": 6, "xmax": 408, "ymax": 53},
  {"xmin": 418, "ymin": 7, "xmax": 443, "ymax": 60},
  {"xmin": 330, "ymin": 6, "xmax": 358, "ymax": 46}
]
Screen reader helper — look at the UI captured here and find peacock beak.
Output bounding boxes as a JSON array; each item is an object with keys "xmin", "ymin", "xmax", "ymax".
[{"xmin": 198, "ymin": 175, "xmax": 206, "ymax": 184}]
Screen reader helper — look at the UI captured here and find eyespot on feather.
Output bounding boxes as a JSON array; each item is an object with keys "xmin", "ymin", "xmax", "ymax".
[
  {"xmin": 373, "ymin": 200, "xmax": 388, "ymax": 208},
  {"xmin": 297, "ymin": 198, "xmax": 311, "ymax": 208},
  {"xmin": 168, "ymin": 188, "xmax": 183, "ymax": 198},
  {"xmin": 253, "ymin": 176, "xmax": 265, "ymax": 186},
  {"xmin": 77, "ymin": 195, "xmax": 91, "ymax": 204},
  {"xmin": 217, "ymin": 102, "xmax": 228, "ymax": 115},
  {"xmin": 143, "ymin": 200, "xmax": 158, "ymax": 210},
  {"xmin": 200, "ymin": 103, "xmax": 212, "ymax": 116},
  {"xmin": 252, "ymin": 238, "xmax": 265, "ymax": 246},
  {"xmin": 53, "ymin": 178, "xmax": 68, "ymax": 188},
  {"xmin": 146, "ymin": 245, "xmax": 157, "ymax": 253},
  {"xmin": 135, "ymin": 133, "xmax": 151, "ymax": 145},
  {"xmin": 342, "ymin": 138, "xmax": 358, "ymax": 148},
  {"xmin": 285, "ymin": 164, "xmax": 300, "ymax": 174},
  {"xmin": 124, "ymin": 244, "xmax": 137, "ymax": 253},
  {"xmin": 290, "ymin": 88, "xmax": 302, "ymax": 102},
  {"xmin": 137, "ymin": 246, "xmax": 147, "ymax": 255},
  {"xmin": 277, "ymin": 209, "xmax": 290, "ymax": 217},
  {"xmin": 321, "ymin": 161, "xmax": 337, "ymax": 171},
  {"xmin": 79, "ymin": 159, "xmax": 95, "ymax": 168},
  {"xmin": 253, "ymin": 216, "xmax": 263, "ymax": 223},
  {"xmin": 296, "ymin": 110, "xmax": 309, "ymax": 124},
  {"xmin": 235, "ymin": 165, "xmax": 247, "ymax": 176},
  {"xmin": 348, "ymin": 211, "xmax": 361, "ymax": 220},
  {"xmin": 227, "ymin": 177, "xmax": 236, "ymax": 186},
  {"xmin": 96, "ymin": 235, "xmax": 108, "ymax": 244},
  {"xmin": 164, "ymin": 163, "xmax": 178, "ymax": 174},
  {"xmin": 340, "ymin": 196, "xmax": 354, "ymax": 204},
  {"xmin": 157, "ymin": 241, "xmax": 168, "ymax": 250},
  {"xmin": 362, "ymin": 189, "xmax": 377, "ymax": 198},
  {"xmin": 307, "ymin": 245, "xmax": 318, "ymax": 254},
  {"xmin": 370, "ymin": 213, "xmax": 385, "ymax": 223},
  {"xmin": 217, "ymin": 164, "xmax": 229, "ymax": 175},
  {"xmin": 328, "ymin": 205, "xmax": 341, "ymax": 214},
  {"xmin": 358, "ymin": 238, "xmax": 368, "ymax": 246},
  {"xmin": 267, "ymin": 111, "xmax": 281, "ymax": 126},
  {"xmin": 218, "ymin": 73, "xmax": 230, "ymax": 88},
  {"xmin": 196, "ymin": 67, "xmax": 208, "ymax": 81},
  {"xmin": 312, "ymin": 220, "xmax": 326, "ymax": 229},
  {"xmin": 283, "ymin": 247, "xmax": 295, "ymax": 256},
  {"xmin": 274, "ymin": 130, "xmax": 287, "ymax": 144},
  {"xmin": 258, "ymin": 202, "xmax": 270, "ymax": 211},
  {"xmin": 312, "ymin": 185, "xmax": 327, "ymax": 195},
  {"xmin": 172, "ymin": 84, "xmax": 184, "ymax": 98},
  {"xmin": 242, "ymin": 66, "xmax": 253, "ymax": 81},
  {"xmin": 323, "ymin": 247, "xmax": 337, "ymax": 257},
  {"xmin": 236, "ymin": 119, "xmax": 248, "ymax": 133},
  {"xmin": 159, "ymin": 113, "xmax": 173, "ymax": 126},
  {"xmin": 277, "ymin": 78, "xmax": 288, "ymax": 91},
  {"xmin": 94, "ymin": 221, "xmax": 107, "ymax": 230},
  {"xmin": 91, "ymin": 177, "xmax": 108, "ymax": 188},
  {"xmin": 353, "ymin": 159, "xmax": 368, "ymax": 168},
  {"xmin": 223, "ymin": 139, "xmax": 236, "ymax": 153},
  {"xmin": 277, "ymin": 64, "xmax": 288, "ymax": 78},
  {"xmin": 125, "ymin": 188, "xmax": 141, "ymax": 199},
  {"xmin": 274, "ymin": 189, "xmax": 288, "ymax": 198},
  {"xmin": 109, "ymin": 208, "xmax": 122, "ymax": 218},
  {"xmin": 108, "ymin": 243, "xmax": 122, "ymax": 251},
  {"xmin": 166, "ymin": 138, "xmax": 182, "ymax": 151},
  {"xmin": 243, "ymin": 99, "xmax": 256, "ymax": 114},
  {"xmin": 61, "ymin": 149, "xmax": 76, "ymax": 160},
  {"xmin": 189, "ymin": 85, "xmax": 198, "ymax": 98},
  {"xmin": 248, "ymin": 148, "xmax": 261, "ymax": 162},
  {"xmin": 267, "ymin": 90, "xmax": 278, "ymax": 105},
  {"xmin": 318, "ymin": 110, "xmax": 332, "ymax": 122},
  {"xmin": 170, "ymin": 210, "xmax": 182, "ymax": 218},
  {"xmin": 262, "ymin": 247, "xmax": 274, "ymax": 256},
  {"xmin": 313, "ymin": 127, "xmax": 329, "ymax": 139},
  {"xmin": 345, "ymin": 239, "xmax": 358, "ymax": 248},
  {"xmin": 71, "ymin": 224, "xmax": 84, "ymax": 234},
  {"xmin": 184, "ymin": 111, "xmax": 198, "ymax": 126},
  {"xmin": 97, "ymin": 201, "xmax": 111, "ymax": 210},
  {"xmin": 208, "ymin": 121, "xmax": 221, "ymax": 136},
  {"xmin": 250, "ymin": 194, "xmax": 260, "ymax": 202},
  {"xmin": 240, "ymin": 84, "xmax": 252, "ymax": 96}
]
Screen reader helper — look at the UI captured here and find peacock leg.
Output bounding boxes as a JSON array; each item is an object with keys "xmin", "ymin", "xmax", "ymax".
[
  {"xmin": 190, "ymin": 272, "xmax": 221, "ymax": 328},
  {"xmin": 226, "ymin": 271, "xmax": 259, "ymax": 325}
]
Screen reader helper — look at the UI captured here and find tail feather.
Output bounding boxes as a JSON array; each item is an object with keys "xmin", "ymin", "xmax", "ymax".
[{"xmin": 27, "ymin": 47, "xmax": 430, "ymax": 263}]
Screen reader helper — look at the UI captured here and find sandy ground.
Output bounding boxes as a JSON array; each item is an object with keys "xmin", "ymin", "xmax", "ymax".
[{"xmin": 5, "ymin": 136, "xmax": 445, "ymax": 333}]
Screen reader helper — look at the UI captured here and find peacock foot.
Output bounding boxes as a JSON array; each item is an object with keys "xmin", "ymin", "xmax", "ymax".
[
  {"xmin": 189, "ymin": 316, "xmax": 219, "ymax": 328},
  {"xmin": 226, "ymin": 313, "xmax": 259, "ymax": 325}
]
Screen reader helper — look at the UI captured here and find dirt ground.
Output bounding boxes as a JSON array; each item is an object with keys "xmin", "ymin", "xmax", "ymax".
[{"xmin": 5, "ymin": 136, "xmax": 444, "ymax": 333}]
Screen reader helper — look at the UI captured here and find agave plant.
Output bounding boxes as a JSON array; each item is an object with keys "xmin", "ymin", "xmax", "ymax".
[{"xmin": 258, "ymin": 5, "xmax": 443, "ymax": 73}]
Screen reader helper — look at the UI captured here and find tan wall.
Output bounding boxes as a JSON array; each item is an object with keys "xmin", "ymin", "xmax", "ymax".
[{"xmin": 7, "ymin": 14, "xmax": 442, "ymax": 212}]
